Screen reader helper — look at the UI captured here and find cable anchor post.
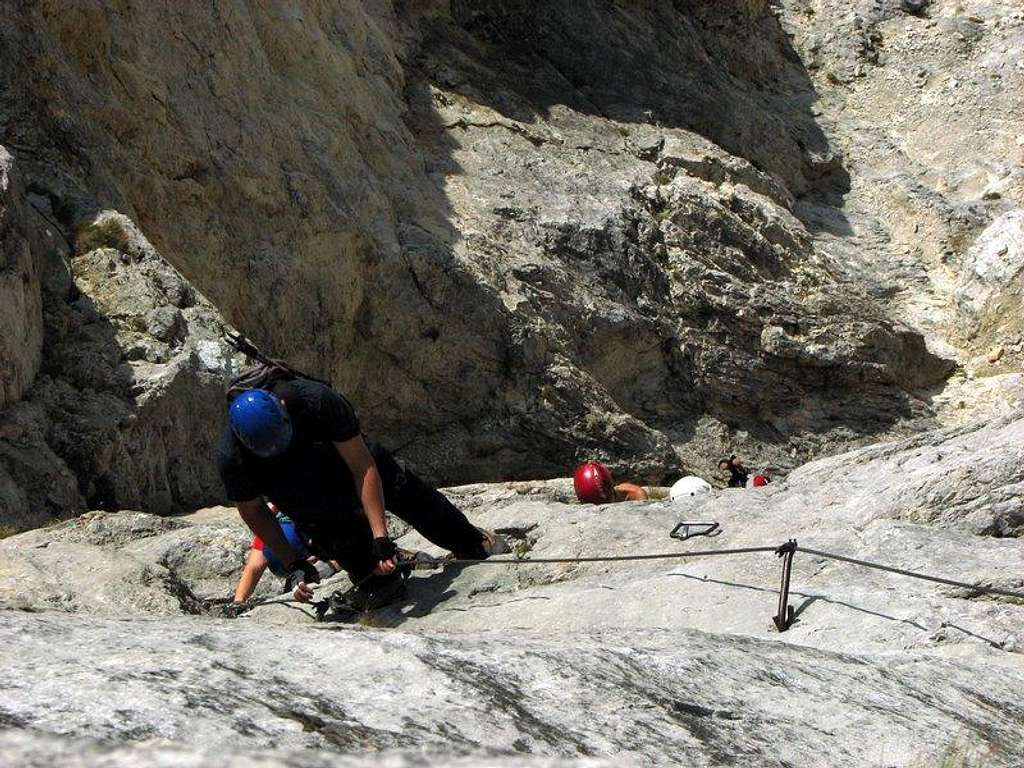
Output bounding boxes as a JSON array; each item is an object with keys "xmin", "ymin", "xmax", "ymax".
[{"xmin": 773, "ymin": 539, "xmax": 797, "ymax": 632}]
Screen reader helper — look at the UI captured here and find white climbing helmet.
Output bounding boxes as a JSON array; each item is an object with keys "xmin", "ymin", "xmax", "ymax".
[{"xmin": 669, "ymin": 476, "xmax": 712, "ymax": 500}]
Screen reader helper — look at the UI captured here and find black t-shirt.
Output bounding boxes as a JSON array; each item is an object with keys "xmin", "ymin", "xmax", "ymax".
[
  {"xmin": 215, "ymin": 378, "xmax": 363, "ymax": 522},
  {"xmin": 727, "ymin": 464, "xmax": 749, "ymax": 488}
]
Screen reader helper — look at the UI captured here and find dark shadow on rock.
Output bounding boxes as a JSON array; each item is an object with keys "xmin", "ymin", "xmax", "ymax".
[
  {"xmin": 16, "ymin": 192, "xmax": 229, "ymax": 516},
  {"xmin": 389, "ymin": 565, "xmax": 466, "ymax": 623},
  {"xmin": 938, "ymin": 622, "xmax": 1006, "ymax": 650},
  {"xmin": 395, "ymin": 68, "xmax": 685, "ymax": 483},
  {"xmin": 394, "ymin": 1, "xmax": 940, "ymax": 482},
  {"xmin": 793, "ymin": 199, "xmax": 857, "ymax": 238},
  {"xmin": 316, "ymin": 566, "xmax": 465, "ymax": 628},
  {"xmin": 666, "ymin": 572, "xmax": 930, "ymax": 632}
]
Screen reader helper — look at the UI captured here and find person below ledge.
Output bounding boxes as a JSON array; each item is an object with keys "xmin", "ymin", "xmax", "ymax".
[
  {"xmin": 216, "ymin": 377, "xmax": 508, "ymax": 608},
  {"xmin": 573, "ymin": 461, "xmax": 655, "ymax": 503},
  {"xmin": 232, "ymin": 506, "xmax": 340, "ymax": 604},
  {"xmin": 718, "ymin": 455, "xmax": 750, "ymax": 489}
]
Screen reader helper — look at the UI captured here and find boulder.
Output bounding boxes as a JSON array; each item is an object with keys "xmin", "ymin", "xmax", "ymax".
[{"xmin": 956, "ymin": 209, "xmax": 1024, "ymax": 342}]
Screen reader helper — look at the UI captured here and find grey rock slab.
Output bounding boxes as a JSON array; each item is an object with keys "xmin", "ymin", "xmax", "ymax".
[
  {"xmin": 376, "ymin": 505, "xmax": 1023, "ymax": 657},
  {"xmin": 0, "ymin": 542, "xmax": 185, "ymax": 615},
  {"xmin": 4, "ymin": 415, "xmax": 1023, "ymax": 661},
  {"xmin": 0, "ymin": 730, "xmax": 619, "ymax": 768},
  {"xmin": 280, "ymin": 415, "xmax": 1024, "ymax": 658},
  {"xmin": 0, "ymin": 509, "xmax": 252, "ymax": 614},
  {"xmin": 1, "ymin": 611, "xmax": 1023, "ymax": 766},
  {"xmin": 785, "ymin": 412, "xmax": 1024, "ymax": 536},
  {"xmin": 2, "ymin": 415, "xmax": 1024, "ymax": 763}
]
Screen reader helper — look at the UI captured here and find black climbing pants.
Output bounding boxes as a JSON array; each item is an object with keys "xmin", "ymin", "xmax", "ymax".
[{"xmin": 301, "ymin": 444, "xmax": 485, "ymax": 583}]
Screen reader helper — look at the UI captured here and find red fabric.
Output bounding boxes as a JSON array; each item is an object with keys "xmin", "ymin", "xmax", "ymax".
[
  {"xmin": 574, "ymin": 461, "xmax": 614, "ymax": 504},
  {"xmin": 753, "ymin": 474, "xmax": 769, "ymax": 487},
  {"xmin": 251, "ymin": 502, "xmax": 277, "ymax": 550}
]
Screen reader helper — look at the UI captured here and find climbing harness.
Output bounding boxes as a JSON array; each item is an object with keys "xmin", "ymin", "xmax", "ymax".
[{"xmin": 669, "ymin": 521, "xmax": 721, "ymax": 541}]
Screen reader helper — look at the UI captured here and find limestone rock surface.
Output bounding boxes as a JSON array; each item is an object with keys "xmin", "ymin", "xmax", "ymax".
[
  {"xmin": 1, "ymin": 415, "xmax": 1023, "ymax": 765},
  {"xmin": 1, "ymin": 2, "xmax": 1023, "ymax": 758},
  {"xmin": 775, "ymin": 0, "xmax": 1024, "ymax": 377},
  {"xmin": 0, "ymin": 202, "xmax": 241, "ymax": 529},
  {"xmin": 956, "ymin": 209, "xmax": 1024, "ymax": 341},
  {"xmin": 1, "ymin": 611, "xmax": 1021, "ymax": 767}
]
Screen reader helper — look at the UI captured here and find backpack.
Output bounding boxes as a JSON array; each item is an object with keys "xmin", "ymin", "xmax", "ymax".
[{"xmin": 224, "ymin": 332, "xmax": 331, "ymax": 402}]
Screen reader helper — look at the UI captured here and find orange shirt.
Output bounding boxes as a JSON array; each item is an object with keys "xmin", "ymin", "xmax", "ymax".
[{"xmin": 614, "ymin": 482, "xmax": 649, "ymax": 501}]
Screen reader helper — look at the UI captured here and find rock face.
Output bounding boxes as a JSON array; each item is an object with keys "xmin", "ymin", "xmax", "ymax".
[
  {"xmin": 775, "ymin": 0, "xmax": 1024, "ymax": 372},
  {"xmin": 34, "ymin": 212, "xmax": 241, "ymax": 517},
  {"xmin": 14, "ymin": 0, "xmax": 1023, "ymax": 509},
  {"xmin": 1, "ymin": 415, "xmax": 1023, "ymax": 764},
  {"xmin": 0, "ymin": 171, "xmax": 241, "ymax": 528},
  {"xmin": 0, "ymin": 147, "xmax": 79, "ymax": 527},
  {"xmin": 2, "ymin": 1, "xmax": 1023, "ymax": 763},
  {"xmin": 0, "ymin": 147, "xmax": 44, "ymax": 410}
]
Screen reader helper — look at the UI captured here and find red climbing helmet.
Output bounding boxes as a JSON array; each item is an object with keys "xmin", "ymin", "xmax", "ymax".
[
  {"xmin": 574, "ymin": 461, "xmax": 614, "ymax": 504},
  {"xmin": 752, "ymin": 474, "xmax": 769, "ymax": 487}
]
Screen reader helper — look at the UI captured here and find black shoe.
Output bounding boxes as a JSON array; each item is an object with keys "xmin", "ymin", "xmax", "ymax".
[
  {"xmin": 454, "ymin": 527, "xmax": 510, "ymax": 560},
  {"xmin": 477, "ymin": 527, "xmax": 510, "ymax": 556}
]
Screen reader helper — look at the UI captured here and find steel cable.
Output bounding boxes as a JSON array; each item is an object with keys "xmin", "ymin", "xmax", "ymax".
[
  {"xmin": 424, "ymin": 546, "xmax": 1024, "ymax": 601},
  {"xmin": 796, "ymin": 546, "xmax": 1024, "ymax": 600},
  {"xmin": 224, "ymin": 539, "xmax": 1024, "ymax": 617},
  {"xmin": 425, "ymin": 545, "xmax": 779, "ymax": 567}
]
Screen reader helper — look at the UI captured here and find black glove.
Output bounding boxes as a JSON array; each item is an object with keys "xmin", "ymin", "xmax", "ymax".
[
  {"xmin": 284, "ymin": 558, "xmax": 320, "ymax": 594},
  {"xmin": 223, "ymin": 602, "xmax": 250, "ymax": 619},
  {"xmin": 371, "ymin": 536, "xmax": 398, "ymax": 563}
]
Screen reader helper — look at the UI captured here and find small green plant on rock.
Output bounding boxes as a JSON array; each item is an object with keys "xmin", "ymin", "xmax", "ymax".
[{"xmin": 75, "ymin": 218, "xmax": 130, "ymax": 255}]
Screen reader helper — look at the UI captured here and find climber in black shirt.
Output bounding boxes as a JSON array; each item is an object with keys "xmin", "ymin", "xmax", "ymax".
[
  {"xmin": 718, "ymin": 455, "xmax": 750, "ymax": 488},
  {"xmin": 216, "ymin": 377, "xmax": 506, "ymax": 604}
]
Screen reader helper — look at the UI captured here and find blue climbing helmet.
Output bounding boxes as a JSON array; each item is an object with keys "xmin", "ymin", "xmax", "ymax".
[
  {"xmin": 262, "ymin": 517, "xmax": 310, "ymax": 577},
  {"xmin": 229, "ymin": 389, "xmax": 293, "ymax": 457}
]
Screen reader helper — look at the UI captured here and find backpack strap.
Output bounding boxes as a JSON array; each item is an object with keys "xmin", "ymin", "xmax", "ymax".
[{"xmin": 224, "ymin": 332, "xmax": 333, "ymax": 401}]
